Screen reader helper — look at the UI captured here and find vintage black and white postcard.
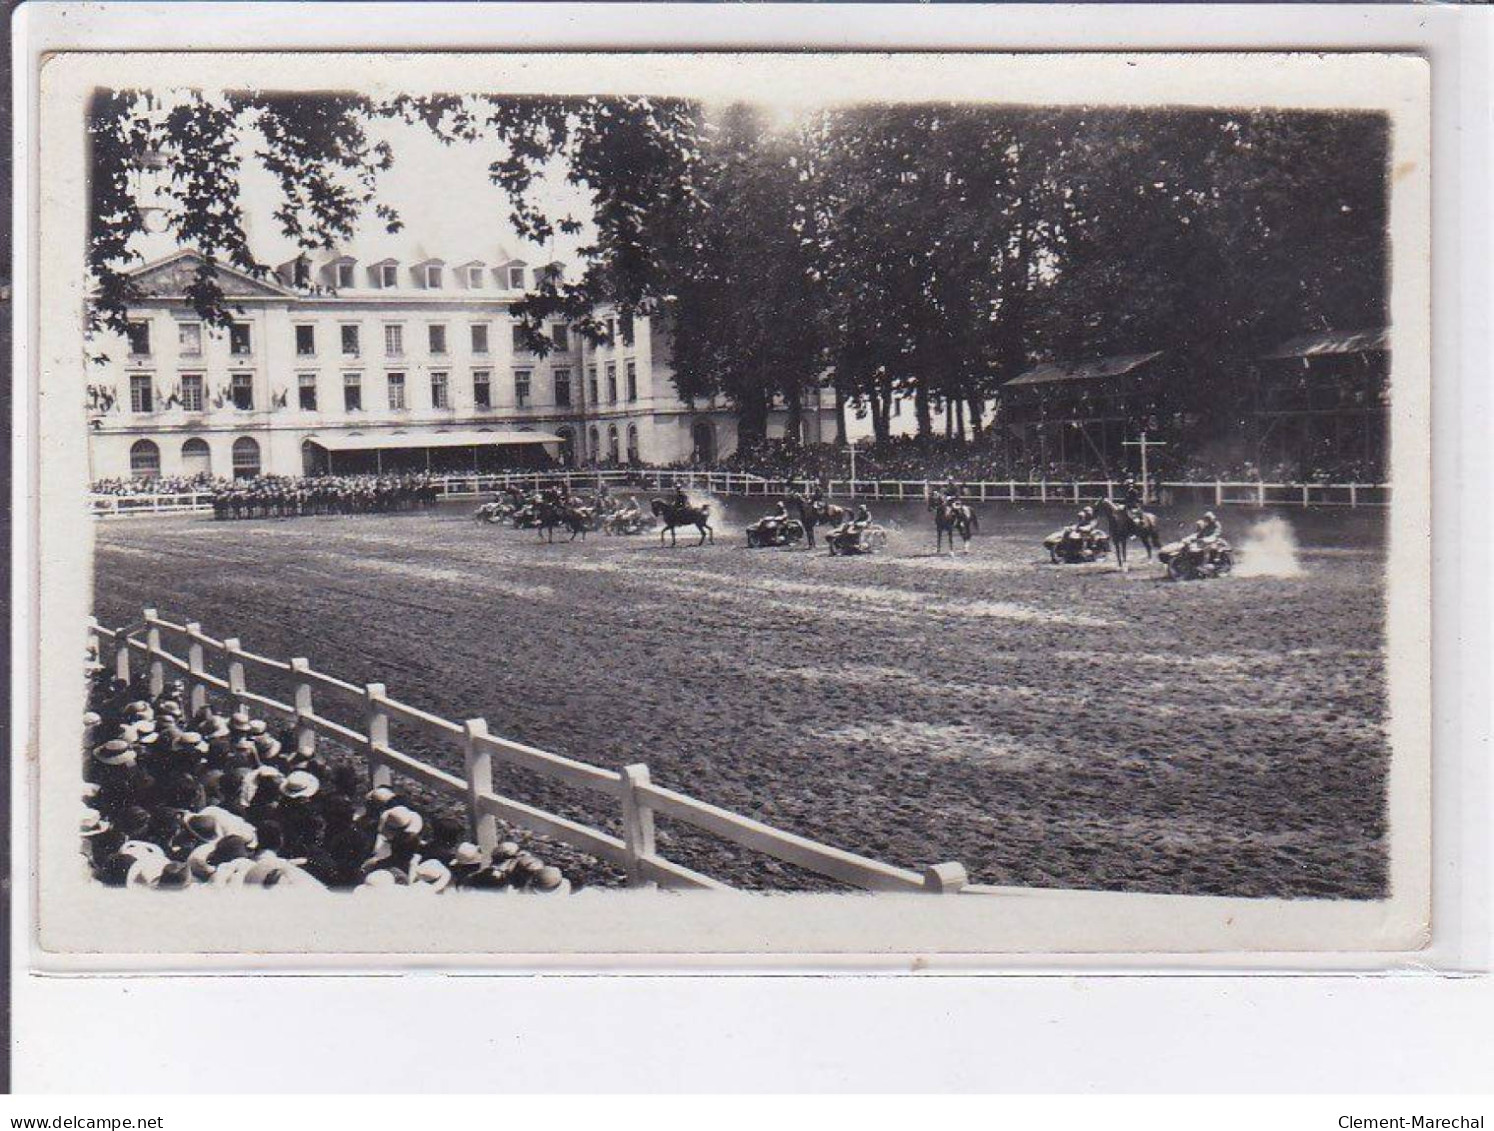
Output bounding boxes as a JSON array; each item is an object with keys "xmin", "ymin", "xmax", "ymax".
[{"xmin": 26, "ymin": 49, "xmax": 1431, "ymax": 962}]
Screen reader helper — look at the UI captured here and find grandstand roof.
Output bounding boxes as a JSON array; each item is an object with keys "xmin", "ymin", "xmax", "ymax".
[
  {"xmin": 1262, "ymin": 329, "xmax": 1389, "ymax": 359},
  {"xmin": 1004, "ymin": 351, "xmax": 1165, "ymax": 388},
  {"xmin": 305, "ymin": 430, "xmax": 563, "ymax": 452}
]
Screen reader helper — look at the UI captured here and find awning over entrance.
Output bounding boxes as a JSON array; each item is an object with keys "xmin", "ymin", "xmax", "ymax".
[{"xmin": 305, "ymin": 429, "xmax": 563, "ymax": 452}]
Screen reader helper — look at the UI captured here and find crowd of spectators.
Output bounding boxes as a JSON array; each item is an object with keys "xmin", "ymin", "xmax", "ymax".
[
  {"xmin": 209, "ymin": 474, "xmax": 441, "ymax": 519},
  {"xmin": 91, "ymin": 473, "xmax": 225, "ymax": 497},
  {"xmin": 81, "ymin": 660, "xmax": 572, "ymax": 894}
]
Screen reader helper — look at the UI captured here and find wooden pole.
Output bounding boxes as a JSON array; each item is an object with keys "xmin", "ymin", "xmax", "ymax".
[
  {"xmin": 462, "ymin": 719, "xmax": 498, "ymax": 853},
  {"xmin": 364, "ymin": 682, "xmax": 392, "ymax": 790},
  {"xmin": 142, "ymin": 607, "xmax": 164, "ymax": 697},
  {"xmin": 619, "ymin": 763, "xmax": 657, "ymax": 888},
  {"xmin": 185, "ymin": 621, "xmax": 207, "ymax": 716},
  {"xmin": 290, "ymin": 657, "xmax": 316, "ymax": 758}
]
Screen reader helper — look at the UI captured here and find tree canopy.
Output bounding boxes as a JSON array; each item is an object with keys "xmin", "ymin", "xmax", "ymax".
[{"xmin": 89, "ymin": 90, "xmax": 1388, "ymax": 447}]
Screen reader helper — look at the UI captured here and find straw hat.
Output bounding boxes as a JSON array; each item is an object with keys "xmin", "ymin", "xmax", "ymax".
[
  {"xmin": 410, "ymin": 858, "xmax": 452, "ymax": 893},
  {"xmin": 80, "ymin": 809, "xmax": 111, "ymax": 838},
  {"xmin": 378, "ymin": 806, "xmax": 424, "ymax": 838},
  {"xmin": 92, "ymin": 739, "xmax": 136, "ymax": 767},
  {"xmin": 280, "ymin": 771, "xmax": 320, "ymax": 801}
]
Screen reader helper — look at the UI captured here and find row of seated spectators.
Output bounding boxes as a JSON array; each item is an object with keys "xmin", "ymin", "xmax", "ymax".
[
  {"xmin": 82, "ymin": 663, "xmax": 572, "ymax": 894},
  {"xmin": 210, "ymin": 474, "xmax": 441, "ymax": 519},
  {"xmin": 664, "ymin": 438, "xmax": 1388, "ymax": 487},
  {"xmin": 92, "ymin": 473, "xmax": 227, "ymax": 497}
]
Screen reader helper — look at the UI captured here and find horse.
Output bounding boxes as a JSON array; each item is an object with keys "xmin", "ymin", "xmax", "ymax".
[
  {"xmin": 929, "ymin": 495, "xmax": 977, "ymax": 554},
  {"xmin": 535, "ymin": 500, "xmax": 591, "ymax": 543},
  {"xmin": 1092, "ymin": 497, "xmax": 1161, "ymax": 571},
  {"xmin": 790, "ymin": 492, "xmax": 848, "ymax": 549},
  {"xmin": 651, "ymin": 498, "xmax": 714, "ymax": 546}
]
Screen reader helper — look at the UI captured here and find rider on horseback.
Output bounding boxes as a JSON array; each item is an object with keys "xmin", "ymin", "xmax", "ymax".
[
  {"xmin": 673, "ymin": 484, "xmax": 690, "ymax": 510},
  {"xmin": 1120, "ymin": 476, "xmax": 1145, "ymax": 524}
]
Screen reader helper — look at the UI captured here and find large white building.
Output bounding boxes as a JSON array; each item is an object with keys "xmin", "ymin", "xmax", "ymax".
[{"xmin": 87, "ymin": 246, "xmax": 833, "ymax": 481}]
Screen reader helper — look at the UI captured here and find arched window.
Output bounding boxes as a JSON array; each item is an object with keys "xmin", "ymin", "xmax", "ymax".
[
  {"xmin": 626, "ymin": 424, "xmax": 640, "ymax": 464},
  {"xmin": 556, "ymin": 426, "xmax": 576, "ymax": 467},
  {"xmin": 607, "ymin": 424, "xmax": 620, "ymax": 464},
  {"xmin": 691, "ymin": 419, "xmax": 715, "ymax": 464},
  {"xmin": 181, "ymin": 437, "xmax": 212, "ymax": 477},
  {"xmin": 129, "ymin": 439, "xmax": 161, "ymax": 480},
  {"xmin": 588, "ymin": 426, "xmax": 600, "ymax": 463},
  {"xmin": 231, "ymin": 436, "xmax": 262, "ymax": 479}
]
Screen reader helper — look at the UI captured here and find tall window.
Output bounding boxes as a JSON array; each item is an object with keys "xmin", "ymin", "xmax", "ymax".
[
  {"xmin": 178, "ymin": 322, "xmax": 202, "ymax": 357},
  {"xmin": 589, "ymin": 426, "xmax": 600, "ymax": 459},
  {"xmin": 129, "ymin": 439, "xmax": 160, "ymax": 479},
  {"xmin": 298, "ymin": 373, "xmax": 317, "ymax": 411},
  {"xmin": 181, "ymin": 374, "xmax": 204, "ymax": 413},
  {"xmin": 181, "ymin": 438, "xmax": 211, "ymax": 476},
  {"xmin": 129, "ymin": 374, "xmax": 154, "ymax": 413},
  {"xmin": 552, "ymin": 324, "xmax": 569, "ymax": 351},
  {"xmin": 386, "ymin": 372, "xmax": 406, "ymax": 410},
  {"xmin": 379, "ymin": 263, "xmax": 397, "ymax": 288},
  {"xmin": 295, "ymin": 325, "xmax": 316, "ymax": 356},
  {"xmin": 429, "ymin": 324, "xmax": 447, "ymax": 355},
  {"xmin": 473, "ymin": 370, "xmax": 491, "ymax": 409},
  {"xmin": 587, "ymin": 365, "xmax": 599, "ymax": 404},
  {"xmin": 341, "ymin": 324, "xmax": 360, "ymax": 357},
  {"xmin": 230, "ymin": 373, "xmax": 254, "ymax": 411},
  {"xmin": 431, "ymin": 371, "xmax": 450, "ymax": 409},
  {"xmin": 619, "ymin": 312, "xmax": 634, "ymax": 345},
  {"xmin": 627, "ymin": 424, "xmax": 640, "ymax": 463},
  {"xmin": 229, "ymin": 323, "xmax": 252, "ymax": 356},
  {"xmin": 471, "ymin": 324, "xmax": 489, "ymax": 354},
  {"xmin": 231, "ymin": 437, "xmax": 261, "ymax": 479},
  {"xmin": 606, "ymin": 317, "xmax": 617, "ymax": 343},
  {"xmin": 126, "ymin": 320, "xmax": 151, "ymax": 356},
  {"xmin": 344, "ymin": 372, "xmax": 362, "ymax": 412},
  {"xmin": 607, "ymin": 424, "xmax": 620, "ymax": 464},
  {"xmin": 606, "ymin": 362, "xmax": 618, "ymax": 404},
  {"xmin": 384, "ymin": 324, "xmax": 403, "ymax": 357},
  {"xmin": 508, "ymin": 265, "xmax": 525, "ymax": 289},
  {"xmin": 514, "ymin": 369, "xmax": 531, "ymax": 408},
  {"xmin": 336, "ymin": 262, "xmax": 356, "ymax": 289},
  {"xmin": 511, "ymin": 324, "xmax": 527, "ymax": 352},
  {"xmin": 553, "ymin": 368, "xmax": 572, "ymax": 407},
  {"xmin": 626, "ymin": 360, "xmax": 638, "ymax": 402},
  {"xmin": 425, "ymin": 264, "xmax": 443, "ymax": 289}
]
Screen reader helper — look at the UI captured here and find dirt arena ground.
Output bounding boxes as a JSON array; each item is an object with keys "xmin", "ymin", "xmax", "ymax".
[{"xmin": 91, "ymin": 496, "xmax": 1390, "ymax": 898}]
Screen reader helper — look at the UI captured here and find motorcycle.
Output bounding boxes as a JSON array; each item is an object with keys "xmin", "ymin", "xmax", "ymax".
[
  {"xmin": 473, "ymin": 499, "xmax": 516, "ymax": 524},
  {"xmin": 1043, "ymin": 525, "xmax": 1112, "ymax": 564},
  {"xmin": 1158, "ymin": 536, "xmax": 1234, "ymax": 581},
  {"xmin": 826, "ymin": 522, "xmax": 889, "ymax": 556},
  {"xmin": 604, "ymin": 510, "xmax": 656, "ymax": 535},
  {"xmin": 746, "ymin": 516, "xmax": 806, "ymax": 548}
]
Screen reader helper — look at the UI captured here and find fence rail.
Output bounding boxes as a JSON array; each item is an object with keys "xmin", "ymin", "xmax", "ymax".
[
  {"xmin": 90, "ymin": 471, "xmax": 1390, "ymax": 517},
  {"xmin": 86, "ymin": 609, "xmax": 969, "ymax": 895}
]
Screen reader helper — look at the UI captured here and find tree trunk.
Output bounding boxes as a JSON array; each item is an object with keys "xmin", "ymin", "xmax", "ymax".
[
  {"xmin": 967, "ymin": 392, "xmax": 985, "ymax": 439},
  {"xmin": 955, "ymin": 396, "xmax": 966, "ymax": 442},
  {"xmin": 737, "ymin": 386, "xmax": 770, "ymax": 447},
  {"xmin": 834, "ymin": 385, "xmax": 849, "ymax": 447},
  {"xmin": 785, "ymin": 383, "xmax": 803, "ymax": 447},
  {"xmin": 914, "ymin": 382, "xmax": 933, "ymax": 443}
]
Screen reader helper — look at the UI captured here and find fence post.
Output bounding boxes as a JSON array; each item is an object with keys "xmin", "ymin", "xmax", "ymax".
[
  {"xmin": 1349, "ymin": 483, "xmax": 1358, "ymax": 509},
  {"xmin": 1301, "ymin": 483, "xmax": 1310, "ymax": 507},
  {"xmin": 222, "ymin": 637, "xmax": 247, "ymax": 710},
  {"xmin": 290, "ymin": 658, "xmax": 316, "ymax": 758},
  {"xmin": 113, "ymin": 626, "xmax": 132, "ymax": 684},
  {"xmin": 1257, "ymin": 481, "xmax": 1266, "ymax": 508},
  {"xmin": 185, "ymin": 622, "xmax": 207, "ymax": 716},
  {"xmin": 618, "ymin": 763, "xmax": 656, "ymax": 887},
  {"xmin": 1040, "ymin": 480, "xmax": 1048, "ymax": 504},
  {"xmin": 1072, "ymin": 482, "xmax": 1080, "ymax": 503},
  {"xmin": 462, "ymin": 719, "xmax": 498, "ymax": 853},
  {"xmin": 1008, "ymin": 480, "xmax": 1016, "ymax": 502},
  {"xmin": 923, "ymin": 861, "xmax": 968, "ymax": 894},
  {"xmin": 1215, "ymin": 480, "xmax": 1223, "ymax": 507},
  {"xmin": 142, "ymin": 607, "xmax": 165, "ymax": 697},
  {"xmin": 364, "ymin": 682, "xmax": 393, "ymax": 790}
]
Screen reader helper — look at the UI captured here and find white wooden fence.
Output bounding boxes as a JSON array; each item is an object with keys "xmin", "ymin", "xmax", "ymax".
[
  {"xmin": 89, "ymin": 472, "xmax": 1391, "ymax": 517},
  {"xmin": 87, "ymin": 610, "xmax": 974, "ymax": 895}
]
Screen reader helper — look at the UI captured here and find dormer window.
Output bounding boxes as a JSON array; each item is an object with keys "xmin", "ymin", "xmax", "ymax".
[
  {"xmin": 336, "ymin": 262, "xmax": 356, "ymax": 289},
  {"xmin": 293, "ymin": 257, "xmax": 311, "ymax": 287},
  {"xmin": 508, "ymin": 266, "xmax": 525, "ymax": 290},
  {"xmin": 468, "ymin": 265, "xmax": 484, "ymax": 288},
  {"xmin": 425, "ymin": 264, "xmax": 443, "ymax": 289},
  {"xmin": 378, "ymin": 263, "xmax": 398, "ymax": 289}
]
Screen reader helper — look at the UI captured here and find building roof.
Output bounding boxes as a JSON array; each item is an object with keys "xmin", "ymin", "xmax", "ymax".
[
  {"xmin": 305, "ymin": 429, "xmax": 563, "ymax": 452},
  {"xmin": 1262, "ymin": 329, "xmax": 1389, "ymax": 360},
  {"xmin": 1004, "ymin": 351, "xmax": 1165, "ymax": 389}
]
